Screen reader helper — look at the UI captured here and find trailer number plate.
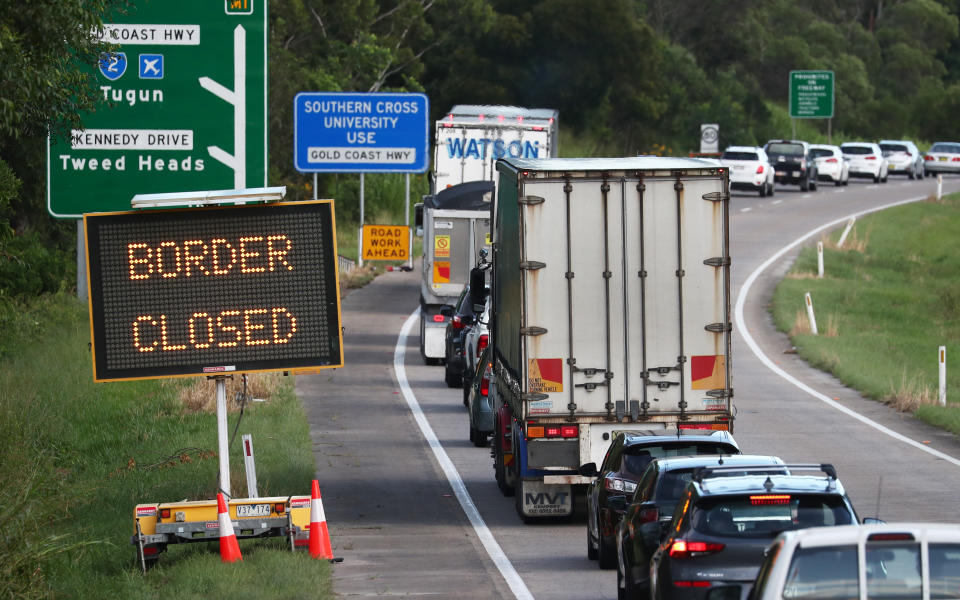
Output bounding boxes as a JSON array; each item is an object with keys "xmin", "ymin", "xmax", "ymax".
[{"xmin": 236, "ymin": 504, "xmax": 271, "ymax": 518}]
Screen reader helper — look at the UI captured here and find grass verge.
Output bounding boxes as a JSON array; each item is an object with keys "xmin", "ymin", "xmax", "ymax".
[
  {"xmin": 770, "ymin": 191, "xmax": 960, "ymax": 434},
  {"xmin": 0, "ymin": 293, "xmax": 330, "ymax": 599}
]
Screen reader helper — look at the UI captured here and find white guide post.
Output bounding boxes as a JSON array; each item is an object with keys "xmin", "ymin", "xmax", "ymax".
[
  {"xmin": 358, "ymin": 173, "xmax": 365, "ymax": 268},
  {"xmin": 805, "ymin": 292, "xmax": 818, "ymax": 335},
  {"xmin": 940, "ymin": 346, "xmax": 947, "ymax": 407},
  {"xmin": 242, "ymin": 434, "xmax": 258, "ymax": 498},
  {"xmin": 838, "ymin": 217, "xmax": 856, "ymax": 248},
  {"xmin": 215, "ymin": 376, "xmax": 231, "ymax": 496},
  {"xmin": 938, "ymin": 174, "xmax": 943, "ymax": 201},
  {"xmin": 817, "ymin": 241, "xmax": 824, "ymax": 278},
  {"xmin": 200, "ymin": 25, "xmax": 247, "ymax": 189}
]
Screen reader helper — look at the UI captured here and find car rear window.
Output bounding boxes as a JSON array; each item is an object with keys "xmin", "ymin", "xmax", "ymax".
[
  {"xmin": 782, "ymin": 545, "xmax": 858, "ymax": 599},
  {"xmin": 929, "ymin": 543, "xmax": 960, "ymax": 599},
  {"xmin": 722, "ymin": 151, "xmax": 759, "ymax": 161},
  {"xmin": 866, "ymin": 543, "xmax": 922, "ymax": 598},
  {"xmin": 842, "ymin": 145, "xmax": 874, "ymax": 155},
  {"xmin": 880, "ymin": 144, "xmax": 909, "ymax": 153},
  {"xmin": 766, "ymin": 143, "xmax": 803, "ymax": 155},
  {"xmin": 692, "ymin": 494, "xmax": 854, "ymax": 538},
  {"xmin": 621, "ymin": 443, "xmax": 738, "ymax": 478},
  {"xmin": 931, "ymin": 143, "xmax": 960, "ymax": 153},
  {"xmin": 809, "ymin": 148, "xmax": 835, "ymax": 159}
]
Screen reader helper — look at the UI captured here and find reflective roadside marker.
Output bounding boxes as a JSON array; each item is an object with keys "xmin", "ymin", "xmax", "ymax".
[
  {"xmin": 817, "ymin": 241, "xmax": 824, "ymax": 278},
  {"xmin": 243, "ymin": 434, "xmax": 259, "ymax": 498},
  {"xmin": 940, "ymin": 346, "xmax": 947, "ymax": 407},
  {"xmin": 805, "ymin": 292, "xmax": 818, "ymax": 335},
  {"xmin": 937, "ymin": 174, "xmax": 943, "ymax": 201},
  {"xmin": 838, "ymin": 217, "xmax": 856, "ymax": 248}
]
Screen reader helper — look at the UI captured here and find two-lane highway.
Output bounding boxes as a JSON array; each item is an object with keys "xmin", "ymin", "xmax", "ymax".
[{"xmin": 297, "ymin": 175, "xmax": 960, "ymax": 599}]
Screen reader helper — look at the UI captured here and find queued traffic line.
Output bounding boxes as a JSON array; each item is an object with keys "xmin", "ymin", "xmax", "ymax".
[
  {"xmin": 734, "ymin": 194, "xmax": 960, "ymax": 469},
  {"xmin": 394, "ymin": 310, "xmax": 535, "ymax": 600}
]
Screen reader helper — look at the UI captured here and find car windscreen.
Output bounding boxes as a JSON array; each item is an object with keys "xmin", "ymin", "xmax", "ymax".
[
  {"xmin": 722, "ymin": 151, "xmax": 759, "ymax": 161},
  {"xmin": 809, "ymin": 148, "xmax": 835, "ymax": 159},
  {"xmin": 766, "ymin": 143, "xmax": 804, "ymax": 156},
  {"xmin": 930, "ymin": 543, "xmax": 960, "ymax": 599},
  {"xmin": 842, "ymin": 145, "xmax": 874, "ymax": 155},
  {"xmin": 880, "ymin": 144, "xmax": 909, "ymax": 154},
  {"xmin": 782, "ymin": 545, "xmax": 859, "ymax": 599},
  {"xmin": 692, "ymin": 494, "xmax": 854, "ymax": 538},
  {"xmin": 931, "ymin": 143, "xmax": 960, "ymax": 154},
  {"xmin": 621, "ymin": 443, "xmax": 738, "ymax": 478}
]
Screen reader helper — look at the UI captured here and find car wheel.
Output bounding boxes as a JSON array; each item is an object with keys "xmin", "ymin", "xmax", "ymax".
[
  {"xmin": 882, "ymin": 173, "xmax": 888, "ymax": 183},
  {"xmin": 810, "ymin": 179, "xmax": 818, "ymax": 191},
  {"xmin": 909, "ymin": 169, "xmax": 916, "ymax": 180},
  {"xmin": 444, "ymin": 362, "xmax": 461, "ymax": 388},
  {"xmin": 800, "ymin": 178, "xmax": 809, "ymax": 192},
  {"xmin": 835, "ymin": 175, "xmax": 843, "ymax": 186},
  {"xmin": 462, "ymin": 383, "xmax": 470, "ymax": 406},
  {"xmin": 768, "ymin": 182, "xmax": 775, "ymax": 196},
  {"xmin": 598, "ymin": 534, "xmax": 617, "ymax": 569},
  {"xmin": 873, "ymin": 173, "xmax": 880, "ymax": 183},
  {"xmin": 469, "ymin": 426, "xmax": 487, "ymax": 447},
  {"xmin": 624, "ymin": 567, "xmax": 648, "ymax": 600},
  {"xmin": 587, "ymin": 526, "xmax": 599, "ymax": 560},
  {"xmin": 759, "ymin": 184, "xmax": 766, "ymax": 198}
]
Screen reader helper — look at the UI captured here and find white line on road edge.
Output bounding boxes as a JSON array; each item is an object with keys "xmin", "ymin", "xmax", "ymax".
[
  {"xmin": 394, "ymin": 311, "xmax": 535, "ymax": 600},
  {"xmin": 741, "ymin": 207, "xmax": 752, "ymax": 213},
  {"xmin": 772, "ymin": 200, "xmax": 783, "ymax": 205},
  {"xmin": 734, "ymin": 194, "xmax": 960, "ymax": 468}
]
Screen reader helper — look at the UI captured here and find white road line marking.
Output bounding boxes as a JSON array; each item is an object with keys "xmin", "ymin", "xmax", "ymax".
[
  {"xmin": 394, "ymin": 311, "xmax": 535, "ymax": 600},
  {"xmin": 741, "ymin": 207, "xmax": 752, "ymax": 213},
  {"xmin": 834, "ymin": 189, "xmax": 845, "ymax": 193},
  {"xmin": 802, "ymin": 194, "xmax": 811, "ymax": 198},
  {"xmin": 734, "ymin": 195, "xmax": 960, "ymax": 468},
  {"xmin": 772, "ymin": 200, "xmax": 782, "ymax": 205}
]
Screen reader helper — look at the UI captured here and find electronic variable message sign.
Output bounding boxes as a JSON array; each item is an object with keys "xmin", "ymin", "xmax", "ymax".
[
  {"xmin": 84, "ymin": 201, "xmax": 342, "ymax": 381},
  {"xmin": 48, "ymin": 1, "xmax": 268, "ymax": 218}
]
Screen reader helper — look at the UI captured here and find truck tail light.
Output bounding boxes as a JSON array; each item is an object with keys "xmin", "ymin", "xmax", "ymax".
[
  {"xmin": 668, "ymin": 540, "xmax": 725, "ymax": 559},
  {"xmin": 477, "ymin": 334, "xmax": 488, "ymax": 354},
  {"xmin": 433, "ymin": 314, "xmax": 445, "ymax": 322},
  {"xmin": 528, "ymin": 424, "xmax": 578, "ymax": 439}
]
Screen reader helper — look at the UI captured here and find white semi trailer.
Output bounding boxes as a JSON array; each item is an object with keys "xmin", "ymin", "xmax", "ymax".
[{"xmin": 488, "ymin": 157, "xmax": 734, "ymax": 521}]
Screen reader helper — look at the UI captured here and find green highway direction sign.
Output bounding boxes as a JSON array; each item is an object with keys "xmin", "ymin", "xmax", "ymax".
[
  {"xmin": 47, "ymin": 0, "xmax": 267, "ymax": 218},
  {"xmin": 789, "ymin": 70, "xmax": 834, "ymax": 119}
]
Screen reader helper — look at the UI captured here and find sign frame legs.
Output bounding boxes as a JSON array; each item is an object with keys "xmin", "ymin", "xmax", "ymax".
[{"xmin": 212, "ymin": 374, "xmax": 232, "ymax": 497}]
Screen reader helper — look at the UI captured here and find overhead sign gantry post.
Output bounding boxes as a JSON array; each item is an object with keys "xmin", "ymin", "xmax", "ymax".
[{"xmin": 294, "ymin": 92, "xmax": 429, "ymax": 268}]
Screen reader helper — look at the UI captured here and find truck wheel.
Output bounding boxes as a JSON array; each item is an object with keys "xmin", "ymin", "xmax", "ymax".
[
  {"xmin": 419, "ymin": 316, "xmax": 430, "ymax": 365},
  {"xmin": 494, "ymin": 442, "xmax": 515, "ymax": 496}
]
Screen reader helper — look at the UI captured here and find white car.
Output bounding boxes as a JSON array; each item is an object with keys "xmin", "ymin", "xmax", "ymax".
[
  {"xmin": 748, "ymin": 523, "xmax": 960, "ymax": 600},
  {"xmin": 461, "ymin": 300, "xmax": 489, "ymax": 405},
  {"xmin": 880, "ymin": 139, "xmax": 925, "ymax": 179},
  {"xmin": 841, "ymin": 142, "xmax": 889, "ymax": 183},
  {"xmin": 924, "ymin": 141, "xmax": 960, "ymax": 175},
  {"xmin": 809, "ymin": 144, "xmax": 849, "ymax": 186},
  {"xmin": 720, "ymin": 146, "xmax": 775, "ymax": 197}
]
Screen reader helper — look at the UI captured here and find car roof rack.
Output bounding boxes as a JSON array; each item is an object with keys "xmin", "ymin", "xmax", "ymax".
[{"xmin": 693, "ymin": 463, "xmax": 838, "ymax": 491}]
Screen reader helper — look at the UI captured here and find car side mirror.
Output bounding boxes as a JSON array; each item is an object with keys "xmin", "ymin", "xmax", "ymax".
[
  {"xmin": 608, "ymin": 495, "xmax": 628, "ymax": 512},
  {"xmin": 440, "ymin": 305, "xmax": 454, "ymax": 317},
  {"xmin": 579, "ymin": 463, "xmax": 598, "ymax": 477}
]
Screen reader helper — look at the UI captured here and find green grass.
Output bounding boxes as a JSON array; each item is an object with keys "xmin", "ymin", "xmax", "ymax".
[
  {"xmin": 0, "ymin": 293, "xmax": 330, "ymax": 599},
  {"xmin": 770, "ymin": 192, "xmax": 960, "ymax": 434}
]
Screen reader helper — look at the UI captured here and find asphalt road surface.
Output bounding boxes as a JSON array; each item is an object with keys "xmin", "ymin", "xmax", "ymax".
[{"xmin": 296, "ymin": 174, "xmax": 960, "ymax": 599}]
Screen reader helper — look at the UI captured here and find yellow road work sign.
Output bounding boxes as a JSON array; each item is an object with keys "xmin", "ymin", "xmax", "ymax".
[{"xmin": 362, "ymin": 224, "xmax": 410, "ymax": 260}]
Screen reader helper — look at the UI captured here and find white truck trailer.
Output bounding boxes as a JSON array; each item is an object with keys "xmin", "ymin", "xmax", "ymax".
[
  {"xmin": 416, "ymin": 181, "xmax": 493, "ymax": 363},
  {"xmin": 432, "ymin": 105, "xmax": 559, "ymax": 194},
  {"xmin": 489, "ymin": 157, "xmax": 733, "ymax": 521}
]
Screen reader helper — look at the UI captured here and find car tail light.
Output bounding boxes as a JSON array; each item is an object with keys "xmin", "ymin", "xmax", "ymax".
[
  {"xmin": 750, "ymin": 494, "xmax": 791, "ymax": 505},
  {"xmin": 755, "ymin": 164, "xmax": 764, "ymax": 174},
  {"xmin": 668, "ymin": 540, "xmax": 725, "ymax": 559},
  {"xmin": 480, "ymin": 373, "xmax": 490, "ymax": 396},
  {"xmin": 868, "ymin": 532, "xmax": 915, "ymax": 542},
  {"xmin": 603, "ymin": 474, "xmax": 637, "ymax": 493},
  {"xmin": 639, "ymin": 507, "xmax": 659, "ymax": 524},
  {"xmin": 477, "ymin": 334, "xmax": 488, "ymax": 354},
  {"xmin": 866, "ymin": 155, "xmax": 877, "ymax": 160},
  {"xmin": 825, "ymin": 157, "xmax": 838, "ymax": 163},
  {"xmin": 433, "ymin": 314, "xmax": 445, "ymax": 322},
  {"xmin": 673, "ymin": 581, "xmax": 711, "ymax": 588},
  {"xmin": 452, "ymin": 315, "xmax": 464, "ymax": 330},
  {"xmin": 952, "ymin": 157, "xmax": 960, "ymax": 162},
  {"xmin": 925, "ymin": 155, "xmax": 934, "ymax": 161}
]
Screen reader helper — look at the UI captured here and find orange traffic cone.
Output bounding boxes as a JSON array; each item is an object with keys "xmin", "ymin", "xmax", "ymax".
[
  {"xmin": 308, "ymin": 480, "xmax": 334, "ymax": 560},
  {"xmin": 217, "ymin": 492, "xmax": 243, "ymax": 563}
]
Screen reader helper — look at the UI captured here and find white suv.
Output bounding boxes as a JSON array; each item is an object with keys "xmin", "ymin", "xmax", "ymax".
[
  {"xmin": 880, "ymin": 140, "xmax": 925, "ymax": 179},
  {"xmin": 841, "ymin": 142, "xmax": 889, "ymax": 183},
  {"xmin": 749, "ymin": 523, "xmax": 960, "ymax": 600},
  {"xmin": 810, "ymin": 144, "xmax": 849, "ymax": 186},
  {"xmin": 720, "ymin": 146, "xmax": 775, "ymax": 197}
]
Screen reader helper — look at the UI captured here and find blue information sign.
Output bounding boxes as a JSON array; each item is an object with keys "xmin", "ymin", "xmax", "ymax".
[{"xmin": 294, "ymin": 92, "xmax": 429, "ymax": 173}]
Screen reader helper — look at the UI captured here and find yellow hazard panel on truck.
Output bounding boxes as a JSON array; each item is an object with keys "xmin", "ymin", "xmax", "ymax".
[
  {"xmin": 691, "ymin": 355, "xmax": 726, "ymax": 390},
  {"xmin": 528, "ymin": 358, "xmax": 563, "ymax": 393},
  {"xmin": 434, "ymin": 234, "xmax": 451, "ymax": 258},
  {"xmin": 432, "ymin": 261, "xmax": 451, "ymax": 283}
]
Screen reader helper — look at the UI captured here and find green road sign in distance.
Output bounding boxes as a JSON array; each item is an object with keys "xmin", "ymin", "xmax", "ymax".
[
  {"xmin": 789, "ymin": 70, "xmax": 834, "ymax": 119},
  {"xmin": 47, "ymin": 0, "xmax": 267, "ymax": 218}
]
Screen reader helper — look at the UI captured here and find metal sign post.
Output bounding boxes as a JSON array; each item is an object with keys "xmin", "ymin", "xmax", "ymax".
[{"xmin": 214, "ymin": 375, "xmax": 231, "ymax": 496}]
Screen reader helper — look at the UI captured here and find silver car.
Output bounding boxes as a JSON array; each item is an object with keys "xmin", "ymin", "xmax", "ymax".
[
  {"xmin": 924, "ymin": 142, "xmax": 960, "ymax": 175},
  {"xmin": 880, "ymin": 140, "xmax": 925, "ymax": 179}
]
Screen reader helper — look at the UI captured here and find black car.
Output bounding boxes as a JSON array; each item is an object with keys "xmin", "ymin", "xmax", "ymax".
[
  {"xmin": 611, "ymin": 455, "xmax": 787, "ymax": 600},
  {"xmin": 764, "ymin": 140, "xmax": 819, "ymax": 191},
  {"xmin": 580, "ymin": 429, "xmax": 740, "ymax": 569},
  {"xmin": 441, "ymin": 286, "xmax": 479, "ymax": 387},
  {"xmin": 649, "ymin": 463, "xmax": 866, "ymax": 600}
]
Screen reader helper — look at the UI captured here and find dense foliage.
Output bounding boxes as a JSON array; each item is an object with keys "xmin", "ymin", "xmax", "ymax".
[{"xmin": 4, "ymin": 0, "xmax": 960, "ymax": 295}]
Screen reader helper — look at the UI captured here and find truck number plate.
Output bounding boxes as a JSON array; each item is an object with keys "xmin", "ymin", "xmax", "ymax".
[{"xmin": 236, "ymin": 504, "xmax": 271, "ymax": 517}]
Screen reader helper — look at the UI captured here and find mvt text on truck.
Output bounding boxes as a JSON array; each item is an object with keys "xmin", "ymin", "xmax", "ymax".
[
  {"xmin": 489, "ymin": 157, "xmax": 733, "ymax": 521},
  {"xmin": 432, "ymin": 105, "xmax": 559, "ymax": 193}
]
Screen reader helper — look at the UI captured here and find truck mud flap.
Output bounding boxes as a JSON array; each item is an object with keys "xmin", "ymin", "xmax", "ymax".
[{"xmin": 516, "ymin": 480, "xmax": 573, "ymax": 519}]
